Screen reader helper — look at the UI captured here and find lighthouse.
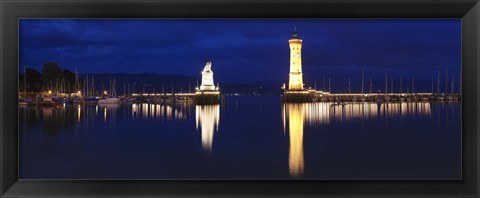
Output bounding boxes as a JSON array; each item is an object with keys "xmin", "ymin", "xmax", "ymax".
[
  {"xmin": 283, "ymin": 29, "xmax": 318, "ymax": 103},
  {"xmin": 288, "ymin": 30, "xmax": 304, "ymax": 90}
]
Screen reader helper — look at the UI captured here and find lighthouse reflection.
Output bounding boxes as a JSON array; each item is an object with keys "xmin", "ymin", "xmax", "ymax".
[
  {"xmin": 284, "ymin": 103, "xmax": 305, "ymax": 178},
  {"xmin": 195, "ymin": 105, "xmax": 220, "ymax": 152},
  {"xmin": 282, "ymin": 102, "xmax": 433, "ymax": 178}
]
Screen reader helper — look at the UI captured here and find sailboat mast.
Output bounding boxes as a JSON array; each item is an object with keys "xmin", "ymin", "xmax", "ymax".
[
  {"xmin": 385, "ymin": 73, "xmax": 387, "ymax": 94},
  {"xmin": 451, "ymin": 76, "xmax": 455, "ymax": 94},
  {"xmin": 400, "ymin": 74, "xmax": 402, "ymax": 93},
  {"xmin": 431, "ymin": 78, "xmax": 434, "ymax": 94},
  {"xmin": 24, "ymin": 66, "xmax": 27, "ymax": 96},
  {"xmin": 369, "ymin": 78, "xmax": 372, "ymax": 93},
  {"xmin": 391, "ymin": 79, "xmax": 393, "ymax": 93},
  {"xmin": 412, "ymin": 77, "xmax": 415, "ymax": 93},
  {"xmin": 86, "ymin": 74, "xmax": 89, "ymax": 97},
  {"xmin": 328, "ymin": 77, "xmax": 331, "ymax": 93},
  {"xmin": 348, "ymin": 77, "xmax": 351, "ymax": 93},
  {"xmin": 445, "ymin": 67, "xmax": 448, "ymax": 95},
  {"xmin": 437, "ymin": 70, "xmax": 440, "ymax": 94},
  {"xmin": 323, "ymin": 75, "xmax": 326, "ymax": 91},
  {"xmin": 361, "ymin": 67, "xmax": 364, "ymax": 94},
  {"xmin": 91, "ymin": 77, "xmax": 95, "ymax": 97},
  {"xmin": 74, "ymin": 67, "xmax": 77, "ymax": 92}
]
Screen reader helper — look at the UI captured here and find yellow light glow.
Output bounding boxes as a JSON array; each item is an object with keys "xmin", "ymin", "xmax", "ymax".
[
  {"xmin": 196, "ymin": 105, "xmax": 220, "ymax": 152},
  {"xmin": 281, "ymin": 101, "xmax": 432, "ymax": 178},
  {"xmin": 104, "ymin": 91, "xmax": 108, "ymax": 95},
  {"xmin": 195, "ymin": 91, "xmax": 220, "ymax": 95},
  {"xmin": 286, "ymin": 103, "xmax": 304, "ymax": 178},
  {"xmin": 77, "ymin": 105, "xmax": 81, "ymax": 123},
  {"xmin": 288, "ymin": 36, "xmax": 304, "ymax": 90},
  {"xmin": 103, "ymin": 108, "xmax": 107, "ymax": 122},
  {"xmin": 283, "ymin": 102, "xmax": 432, "ymax": 128}
]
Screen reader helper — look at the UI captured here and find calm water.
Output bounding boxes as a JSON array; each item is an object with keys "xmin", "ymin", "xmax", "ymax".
[{"xmin": 19, "ymin": 96, "xmax": 461, "ymax": 180}]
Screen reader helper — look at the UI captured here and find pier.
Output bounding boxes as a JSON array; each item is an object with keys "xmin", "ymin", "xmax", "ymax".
[
  {"xmin": 130, "ymin": 92, "xmax": 220, "ymax": 105},
  {"xmin": 280, "ymin": 29, "xmax": 460, "ymax": 103},
  {"xmin": 283, "ymin": 91, "xmax": 460, "ymax": 103}
]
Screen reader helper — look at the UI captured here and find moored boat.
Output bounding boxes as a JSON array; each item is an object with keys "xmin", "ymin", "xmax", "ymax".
[
  {"xmin": 436, "ymin": 95, "xmax": 445, "ymax": 101},
  {"xmin": 98, "ymin": 97, "xmax": 121, "ymax": 104},
  {"xmin": 19, "ymin": 98, "xmax": 32, "ymax": 106},
  {"xmin": 384, "ymin": 95, "xmax": 391, "ymax": 101},
  {"xmin": 84, "ymin": 97, "xmax": 99, "ymax": 104},
  {"xmin": 73, "ymin": 97, "xmax": 84, "ymax": 104},
  {"xmin": 412, "ymin": 95, "xmax": 419, "ymax": 101},
  {"xmin": 38, "ymin": 97, "xmax": 59, "ymax": 106}
]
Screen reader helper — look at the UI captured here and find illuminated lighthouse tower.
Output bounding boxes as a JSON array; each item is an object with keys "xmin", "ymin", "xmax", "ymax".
[
  {"xmin": 283, "ymin": 29, "xmax": 317, "ymax": 103},
  {"xmin": 288, "ymin": 29, "xmax": 304, "ymax": 90}
]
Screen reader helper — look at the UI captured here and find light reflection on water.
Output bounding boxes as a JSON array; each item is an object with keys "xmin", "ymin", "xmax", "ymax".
[
  {"xmin": 20, "ymin": 98, "xmax": 460, "ymax": 179},
  {"xmin": 195, "ymin": 105, "xmax": 221, "ymax": 152},
  {"xmin": 282, "ymin": 102, "xmax": 433, "ymax": 178},
  {"xmin": 285, "ymin": 103, "xmax": 304, "ymax": 178},
  {"xmin": 282, "ymin": 102, "xmax": 433, "ymax": 127},
  {"xmin": 130, "ymin": 103, "xmax": 189, "ymax": 121}
]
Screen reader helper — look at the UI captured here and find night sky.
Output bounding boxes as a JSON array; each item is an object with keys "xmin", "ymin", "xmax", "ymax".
[{"xmin": 20, "ymin": 19, "xmax": 461, "ymax": 93}]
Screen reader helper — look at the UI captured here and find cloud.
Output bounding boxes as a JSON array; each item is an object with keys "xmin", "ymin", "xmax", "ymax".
[{"xmin": 19, "ymin": 19, "xmax": 460, "ymax": 84}]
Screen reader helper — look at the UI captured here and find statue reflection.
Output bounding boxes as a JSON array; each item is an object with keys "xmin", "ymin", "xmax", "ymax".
[{"xmin": 195, "ymin": 105, "xmax": 220, "ymax": 152}]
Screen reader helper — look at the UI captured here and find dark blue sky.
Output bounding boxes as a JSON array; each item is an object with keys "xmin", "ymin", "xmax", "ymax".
[{"xmin": 20, "ymin": 19, "xmax": 461, "ymax": 92}]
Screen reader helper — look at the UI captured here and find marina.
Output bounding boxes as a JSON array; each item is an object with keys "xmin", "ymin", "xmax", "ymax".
[{"xmin": 18, "ymin": 19, "xmax": 462, "ymax": 180}]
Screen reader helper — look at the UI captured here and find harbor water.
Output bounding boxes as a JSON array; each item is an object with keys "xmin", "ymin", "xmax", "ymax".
[{"xmin": 19, "ymin": 96, "xmax": 461, "ymax": 180}]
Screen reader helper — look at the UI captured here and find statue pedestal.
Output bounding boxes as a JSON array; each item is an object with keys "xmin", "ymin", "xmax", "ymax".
[{"xmin": 195, "ymin": 90, "xmax": 220, "ymax": 105}]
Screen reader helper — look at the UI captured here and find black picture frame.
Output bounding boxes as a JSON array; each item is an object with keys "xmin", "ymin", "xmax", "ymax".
[{"xmin": 1, "ymin": 0, "xmax": 479, "ymax": 197}]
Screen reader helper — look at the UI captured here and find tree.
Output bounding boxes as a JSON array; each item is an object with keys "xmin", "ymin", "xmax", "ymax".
[
  {"xmin": 19, "ymin": 74, "xmax": 25, "ymax": 92},
  {"xmin": 62, "ymin": 69, "xmax": 76, "ymax": 92},
  {"xmin": 25, "ymin": 68, "xmax": 42, "ymax": 92},
  {"xmin": 42, "ymin": 62, "xmax": 63, "ymax": 90}
]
